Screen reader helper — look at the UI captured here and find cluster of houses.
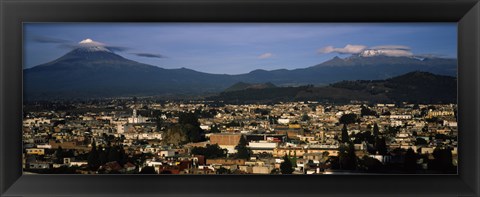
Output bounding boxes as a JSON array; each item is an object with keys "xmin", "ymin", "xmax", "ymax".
[{"xmin": 23, "ymin": 100, "xmax": 458, "ymax": 174}]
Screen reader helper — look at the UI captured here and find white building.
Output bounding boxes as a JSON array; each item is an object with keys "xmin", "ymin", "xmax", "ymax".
[
  {"xmin": 248, "ymin": 141, "xmax": 278, "ymax": 154},
  {"xmin": 443, "ymin": 120, "xmax": 458, "ymax": 127},
  {"xmin": 278, "ymin": 118, "xmax": 290, "ymax": 125},
  {"xmin": 128, "ymin": 109, "xmax": 148, "ymax": 124},
  {"xmin": 428, "ymin": 110, "xmax": 455, "ymax": 117},
  {"xmin": 143, "ymin": 160, "xmax": 164, "ymax": 173},
  {"xmin": 23, "ymin": 118, "xmax": 51, "ymax": 127},
  {"xmin": 116, "ymin": 124, "xmax": 130, "ymax": 134},
  {"xmin": 390, "ymin": 114, "xmax": 412, "ymax": 120},
  {"xmin": 391, "ymin": 120, "xmax": 403, "ymax": 127},
  {"xmin": 159, "ymin": 150, "xmax": 176, "ymax": 157},
  {"xmin": 36, "ymin": 144, "xmax": 52, "ymax": 149},
  {"xmin": 200, "ymin": 125, "xmax": 211, "ymax": 131}
]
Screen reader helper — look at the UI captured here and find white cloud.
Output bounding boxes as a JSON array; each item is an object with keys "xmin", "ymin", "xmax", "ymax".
[
  {"xmin": 318, "ymin": 44, "xmax": 367, "ymax": 54},
  {"xmin": 366, "ymin": 45, "xmax": 413, "ymax": 57},
  {"xmin": 370, "ymin": 45, "xmax": 411, "ymax": 50},
  {"xmin": 381, "ymin": 49, "xmax": 412, "ymax": 57},
  {"xmin": 360, "ymin": 49, "xmax": 413, "ymax": 57},
  {"xmin": 258, "ymin": 53, "xmax": 273, "ymax": 59},
  {"xmin": 320, "ymin": 44, "xmax": 415, "ymax": 57}
]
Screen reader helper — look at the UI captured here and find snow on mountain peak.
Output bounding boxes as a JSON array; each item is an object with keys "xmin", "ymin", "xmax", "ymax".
[
  {"xmin": 359, "ymin": 49, "xmax": 413, "ymax": 57},
  {"xmin": 79, "ymin": 38, "xmax": 94, "ymax": 44},
  {"xmin": 359, "ymin": 49, "xmax": 381, "ymax": 57},
  {"xmin": 77, "ymin": 38, "xmax": 111, "ymax": 52}
]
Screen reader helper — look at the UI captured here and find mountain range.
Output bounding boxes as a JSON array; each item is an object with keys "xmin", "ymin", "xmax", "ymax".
[
  {"xmin": 23, "ymin": 40, "xmax": 457, "ymax": 100},
  {"xmin": 211, "ymin": 71, "xmax": 457, "ymax": 104}
]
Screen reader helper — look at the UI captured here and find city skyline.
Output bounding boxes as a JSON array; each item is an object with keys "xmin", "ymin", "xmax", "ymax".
[{"xmin": 24, "ymin": 23, "xmax": 457, "ymax": 74}]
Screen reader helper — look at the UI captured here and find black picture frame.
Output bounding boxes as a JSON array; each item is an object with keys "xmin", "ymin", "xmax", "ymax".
[{"xmin": 1, "ymin": 0, "xmax": 479, "ymax": 196}]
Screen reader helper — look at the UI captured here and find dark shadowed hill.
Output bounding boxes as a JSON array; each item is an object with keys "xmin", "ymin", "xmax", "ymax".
[
  {"xmin": 208, "ymin": 71, "xmax": 457, "ymax": 104},
  {"xmin": 224, "ymin": 82, "xmax": 277, "ymax": 92}
]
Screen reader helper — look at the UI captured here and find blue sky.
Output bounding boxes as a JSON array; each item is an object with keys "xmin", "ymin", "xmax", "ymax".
[{"xmin": 24, "ymin": 23, "xmax": 457, "ymax": 74}]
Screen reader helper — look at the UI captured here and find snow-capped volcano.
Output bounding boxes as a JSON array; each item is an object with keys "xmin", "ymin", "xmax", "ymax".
[
  {"xmin": 76, "ymin": 38, "xmax": 112, "ymax": 52},
  {"xmin": 31, "ymin": 38, "xmax": 131, "ymax": 69}
]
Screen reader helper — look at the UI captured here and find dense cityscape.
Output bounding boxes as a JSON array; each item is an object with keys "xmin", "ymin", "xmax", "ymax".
[
  {"xmin": 23, "ymin": 99, "xmax": 458, "ymax": 174},
  {"xmin": 23, "ymin": 23, "xmax": 458, "ymax": 175}
]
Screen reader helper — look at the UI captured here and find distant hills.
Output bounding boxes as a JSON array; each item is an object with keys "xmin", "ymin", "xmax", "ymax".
[
  {"xmin": 24, "ymin": 41, "xmax": 457, "ymax": 100},
  {"xmin": 224, "ymin": 82, "xmax": 277, "ymax": 92},
  {"xmin": 232, "ymin": 55, "xmax": 456, "ymax": 86},
  {"xmin": 209, "ymin": 72, "xmax": 457, "ymax": 104}
]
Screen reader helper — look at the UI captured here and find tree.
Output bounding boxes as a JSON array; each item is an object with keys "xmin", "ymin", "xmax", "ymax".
[
  {"xmin": 235, "ymin": 136, "xmax": 251, "ymax": 159},
  {"xmin": 341, "ymin": 124, "xmax": 350, "ymax": 143},
  {"xmin": 366, "ymin": 144, "xmax": 377, "ymax": 155},
  {"xmin": 382, "ymin": 111, "xmax": 391, "ymax": 116},
  {"xmin": 339, "ymin": 113, "xmax": 358, "ymax": 125},
  {"xmin": 338, "ymin": 143, "xmax": 357, "ymax": 170},
  {"xmin": 385, "ymin": 126, "xmax": 400, "ymax": 135},
  {"xmin": 118, "ymin": 146, "xmax": 127, "ymax": 165},
  {"xmin": 373, "ymin": 123, "xmax": 379, "ymax": 139},
  {"xmin": 182, "ymin": 124, "xmax": 204, "ymax": 143},
  {"xmin": 431, "ymin": 147, "xmax": 454, "ymax": 172},
  {"xmin": 352, "ymin": 131, "xmax": 374, "ymax": 144},
  {"xmin": 361, "ymin": 106, "xmax": 377, "ymax": 117},
  {"xmin": 155, "ymin": 117, "xmax": 164, "ymax": 131},
  {"xmin": 210, "ymin": 125, "xmax": 221, "ymax": 133},
  {"xmin": 375, "ymin": 137, "xmax": 388, "ymax": 155},
  {"xmin": 226, "ymin": 120, "xmax": 241, "ymax": 127},
  {"xmin": 270, "ymin": 168, "xmax": 281, "ymax": 174},
  {"xmin": 163, "ymin": 112, "xmax": 205, "ymax": 145},
  {"xmin": 216, "ymin": 167, "xmax": 231, "ymax": 174},
  {"xmin": 359, "ymin": 156, "xmax": 383, "ymax": 172},
  {"xmin": 55, "ymin": 146, "xmax": 64, "ymax": 164},
  {"xmin": 139, "ymin": 166, "xmax": 157, "ymax": 174},
  {"xmin": 422, "ymin": 125, "xmax": 429, "ymax": 132},
  {"xmin": 102, "ymin": 133, "xmax": 109, "ymax": 144},
  {"xmin": 87, "ymin": 139, "xmax": 101, "ymax": 171},
  {"xmin": 108, "ymin": 146, "xmax": 120, "ymax": 163},
  {"xmin": 301, "ymin": 114, "xmax": 310, "ymax": 121},
  {"xmin": 413, "ymin": 103, "xmax": 420, "ymax": 109},
  {"xmin": 404, "ymin": 148, "xmax": 418, "ymax": 172},
  {"xmin": 291, "ymin": 151, "xmax": 298, "ymax": 168},
  {"xmin": 176, "ymin": 112, "xmax": 205, "ymax": 143},
  {"xmin": 347, "ymin": 142, "xmax": 357, "ymax": 170},
  {"xmin": 178, "ymin": 112, "xmax": 200, "ymax": 127},
  {"xmin": 280, "ymin": 154, "xmax": 294, "ymax": 174},
  {"xmin": 98, "ymin": 147, "xmax": 108, "ymax": 165},
  {"xmin": 426, "ymin": 117, "xmax": 440, "ymax": 123},
  {"xmin": 191, "ymin": 144, "xmax": 227, "ymax": 159},
  {"xmin": 162, "ymin": 125, "xmax": 189, "ymax": 145},
  {"xmin": 160, "ymin": 170, "xmax": 172, "ymax": 174},
  {"xmin": 415, "ymin": 138, "xmax": 428, "ymax": 146}
]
